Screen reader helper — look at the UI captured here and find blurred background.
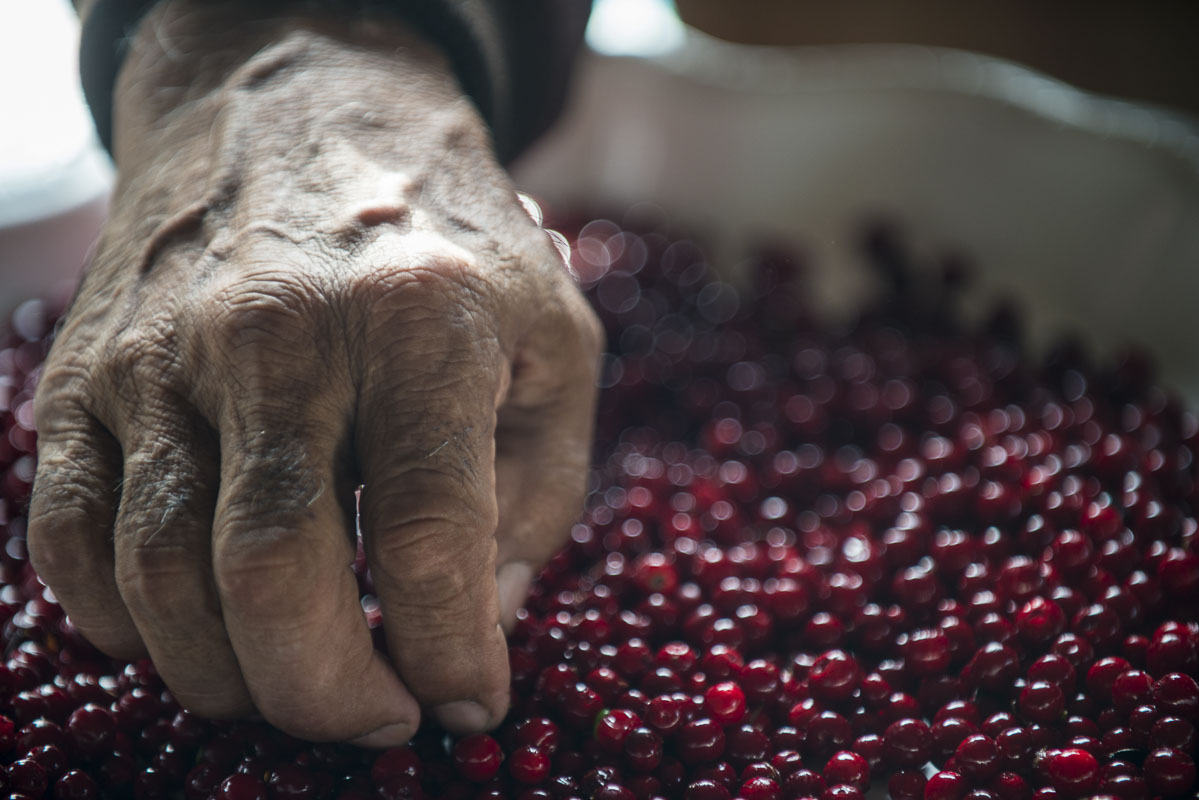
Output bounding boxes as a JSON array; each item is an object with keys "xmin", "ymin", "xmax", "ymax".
[{"xmin": 2, "ymin": 0, "xmax": 1198, "ymax": 400}]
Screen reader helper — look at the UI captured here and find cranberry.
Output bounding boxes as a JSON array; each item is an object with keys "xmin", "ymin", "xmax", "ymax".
[
  {"xmin": 633, "ymin": 552, "xmax": 678, "ymax": 594},
  {"xmin": 134, "ymin": 766, "xmax": 168, "ymax": 800},
  {"xmin": 804, "ymin": 711, "xmax": 854, "ymax": 759},
  {"xmin": 902, "ymin": 629, "xmax": 952, "ymax": 676},
  {"xmin": 678, "ymin": 719, "xmax": 726, "ymax": 765},
  {"xmin": 1019, "ymin": 681, "xmax": 1065, "ymax": 724},
  {"xmin": 740, "ymin": 659, "xmax": 781, "ymax": 703},
  {"xmin": 808, "ymin": 650, "xmax": 862, "ymax": 703},
  {"xmin": 1015, "ymin": 597, "xmax": 1066, "ymax": 645},
  {"xmin": 371, "ymin": 747, "xmax": 420, "ymax": 783},
  {"xmin": 726, "ymin": 724, "xmax": 769, "ymax": 764},
  {"xmin": 703, "ymin": 681, "xmax": 746, "ymax": 725},
  {"xmin": 1151, "ymin": 716, "xmax": 1196, "ymax": 751},
  {"xmin": 966, "ymin": 644, "xmax": 1021, "ymax": 694},
  {"xmin": 1099, "ymin": 772, "xmax": 1150, "ymax": 800},
  {"xmin": 783, "ymin": 767, "xmax": 825, "ymax": 798},
  {"xmin": 822, "ymin": 751, "xmax": 869, "ymax": 790},
  {"xmin": 9, "ymin": 759, "xmax": 48, "ymax": 796},
  {"xmin": 955, "ymin": 735, "xmax": 1000, "ymax": 783},
  {"xmin": 925, "ymin": 770, "xmax": 968, "ymax": 800},
  {"xmin": 684, "ymin": 778, "xmax": 731, "ymax": 800},
  {"xmin": 215, "ymin": 774, "xmax": 269, "ymax": 800},
  {"xmin": 1043, "ymin": 749, "xmax": 1100, "ymax": 797},
  {"xmin": 514, "ymin": 717, "xmax": 560, "ymax": 755},
  {"xmin": 579, "ymin": 766, "xmax": 622, "ymax": 797},
  {"xmin": 594, "ymin": 784, "xmax": 634, "ymax": 800},
  {"xmin": 740, "ymin": 775, "xmax": 781, "ymax": 800},
  {"xmin": 1152, "ymin": 672, "xmax": 1199, "ymax": 720},
  {"xmin": 184, "ymin": 762, "xmax": 223, "ymax": 800},
  {"xmin": 509, "ymin": 746, "xmax": 550, "ymax": 785},
  {"xmin": 562, "ymin": 683, "xmax": 604, "ymax": 729},
  {"xmin": 646, "ymin": 693, "xmax": 686, "ymax": 735},
  {"xmin": 888, "ymin": 770, "xmax": 927, "ymax": 800},
  {"xmin": 1143, "ymin": 747, "xmax": 1196, "ymax": 797},
  {"xmin": 452, "ymin": 734, "xmax": 503, "ymax": 782},
  {"xmin": 30, "ymin": 744, "xmax": 68, "ymax": 778},
  {"xmin": 989, "ymin": 771, "xmax": 1030, "ymax": 800},
  {"xmin": 1111, "ymin": 669, "xmax": 1155, "ymax": 712},
  {"xmin": 54, "ymin": 769, "xmax": 100, "ymax": 800},
  {"xmin": 882, "ymin": 718, "xmax": 934, "ymax": 768},
  {"xmin": 1026, "ymin": 654, "xmax": 1076, "ymax": 692},
  {"xmin": 623, "ymin": 727, "xmax": 663, "ymax": 772},
  {"xmin": 932, "ymin": 717, "xmax": 978, "ymax": 761}
]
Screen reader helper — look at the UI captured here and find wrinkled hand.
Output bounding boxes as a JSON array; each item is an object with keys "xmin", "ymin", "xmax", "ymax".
[{"xmin": 27, "ymin": 5, "xmax": 600, "ymax": 747}]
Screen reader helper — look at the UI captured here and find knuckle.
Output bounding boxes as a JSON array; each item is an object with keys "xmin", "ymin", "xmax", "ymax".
[
  {"xmin": 32, "ymin": 361, "xmax": 92, "ymax": 426},
  {"xmin": 115, "ymin": 542, "xmax": 203, "ymax": 621},
  {"xmin": 371, "ymin": 515, "xmax": 497, "ymax": 624},
  {"xmin": 103, "ymin": 318, "xmax": 179, "ymax": 387},
  {"xmin": 201, "ymin": 271, "xmax": 323, "ymax": 353},
  {"xmin": 212, "ymin": 527, "xmax": 321, "ymax": 615},
  {"xmin": 26, "ymin": 518, "xmax": 86, "ymax": 586},
  {"xmin": 354, "ymin": 248, "xmax": 488, "ymax": 324},
  {"xmin": 28, "ymin": 476, "xmax": 110, "ymax": 584},
  {"xmin": 220, "ymin": 440, "xmax": 327, "ymax": 524}
]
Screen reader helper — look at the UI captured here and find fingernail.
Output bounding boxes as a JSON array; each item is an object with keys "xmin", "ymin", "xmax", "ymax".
[
  {"xmin": 350, "ymin": 720, "xmax": 416, "ymax": 749},
  {"xmin": 434, "ymin": 700, "xmax": 491, "ymax": 733},
  {"xmin": 497, "ymin": 562, "xmax": 534, "ymax": 631}
]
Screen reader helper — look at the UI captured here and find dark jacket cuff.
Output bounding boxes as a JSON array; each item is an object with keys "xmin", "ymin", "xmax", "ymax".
[{"xmin": 79, "ymin": 0, "xmax": 590, "ymax": 163}]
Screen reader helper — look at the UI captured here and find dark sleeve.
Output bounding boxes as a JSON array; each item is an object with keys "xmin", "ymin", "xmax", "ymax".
[{"xmin": 79, "ymin": 0, "xmax": 592, "ymax": 164}]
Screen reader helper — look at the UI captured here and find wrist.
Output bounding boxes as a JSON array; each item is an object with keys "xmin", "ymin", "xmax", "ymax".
[
  {"xmin": 112, "ymin": 2, "xmax": 477, "ymax": 174},
  {"xmin": 107, "ymin": 2, "xmax": 500, "ymax": 254}
]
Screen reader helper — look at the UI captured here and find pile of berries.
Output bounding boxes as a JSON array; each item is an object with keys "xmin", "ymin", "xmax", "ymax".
[{"xmin": 0, "ymin": 215, "xmax": 1195, "ymax": 800}]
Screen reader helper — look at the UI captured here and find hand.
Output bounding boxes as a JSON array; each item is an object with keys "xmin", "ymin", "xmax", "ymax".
[{"xmin": 27, "ymin": 3, "xmax": 601, "ymax": 747}]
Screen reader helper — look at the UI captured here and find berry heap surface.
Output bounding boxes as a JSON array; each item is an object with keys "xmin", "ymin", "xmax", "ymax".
[{"xmin": 0, "ymin": 217, "xmax": 1195, "ymax": 799}]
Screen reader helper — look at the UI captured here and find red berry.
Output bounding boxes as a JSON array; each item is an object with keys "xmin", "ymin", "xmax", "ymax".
[
  {"xmin": 452, "ymin": 734, "xmax": 503, "ymax": 782},
  {"xmin": 822, "ymin": 751, "xmax": 869, "ymax": 790},
  {"xmin": 624, "ymin": 726, "xmax": 663, "ymax": 773},
  {"xmin": 704, "ymin": 681, "xmax": 746, "ymax": 725},
  {"xmin": 954, "ymin": 734, "xmax": 1000, "ymax": 783},
  {"xmin": 1043, "ymin": 748, "xmax": 1099, "ymax": 797},
  {"xmin": 684, "ymin": 778, "xmax": 731, "ymax": 800},
  {"xmin": 371, "ymin": 747, "xmax": 420, "ymax": 783},
  {"xmin": 1019, "ymin": 681, "xmax": 1065, "ymax": 724},
  {"xmin": 65, "ymin": 705, "xmax": 116, "ymax": 757},
  {"xmin": 1153, "ymin": 672, "xmax": 1199, "ymax": 720},
  {"xmin": 213, "ymin": 774, "xmax": 267, "ymax": 800},
  {"xmin": 678, "ymin": 719, "xmax": 726, "ymax": 766},
  {"xmin": 633, "ymin": 552, "xmax": 678, "ymax": 594},
  {"xmin": 888, "ymin": 770, "xmax": 927, "ymax": 800},
  {"xmin": 924, "ymin": 770, "xmax": 967, "ymax": 800},
  {"xmin": 54, "ymin": 769, "xmax": 100, "ymax": 800},
  {"xmin": 509, "ymin": 745, "xmax": 550, "ymax": 785},
  {"xmin": 883, "ymin": 718, "xmax": 933, "ymax": 768},
  {"xmin": 1143, "ymin": 747, "xmax": 1196, "ymax": 797},
  {"xmin": 808, "ymin": 650, "xmax": 862, "ymax": 703},
  {"xmin": 740, "ymin": 776, "xmax": 780, "ymax": 800},
  {"xmin": 9, "ymin": 759, "xmax": 48, "ymax": 796}
]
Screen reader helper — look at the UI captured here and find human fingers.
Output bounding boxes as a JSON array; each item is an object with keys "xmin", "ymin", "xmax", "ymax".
[
  {"xmin": 27, "ymin": 389, "xmax": 144, "ymax": 659},
  {"xmin": 355, "ymin": 261, "xmax": 510, "ymax": 735},
  {"xmin": 494, "ymin": 271, "xmax": 604, "ymax": 629},
  {"xmin": 110, "ymin": 399, "xmax": 254, "ymax": 718},
  {"xmin": 199, "ymin": 278, "xmax": 420, "ymax": 745}
]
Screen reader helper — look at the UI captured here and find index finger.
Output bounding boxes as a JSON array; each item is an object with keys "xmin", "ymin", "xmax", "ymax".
[
  {"xmin": 199, "ymin": 292, "xmax": 419, "ymax": 746},
  {"xmin": 211, "ymin": 406, "xmax": 420, "ymax": 746},
  {"xmin": 354, "ymin": 262, "xmax": 511, "ymax": 734}
]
